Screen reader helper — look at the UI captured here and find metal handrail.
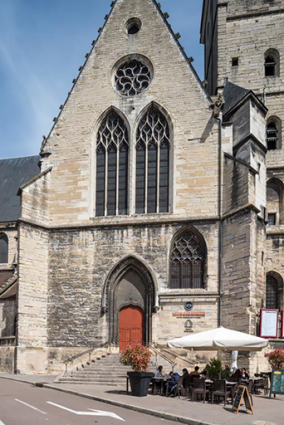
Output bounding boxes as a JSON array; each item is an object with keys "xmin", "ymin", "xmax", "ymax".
[
  {"xmin": 161, "ymin": 348, "xmax": 195, "ymax": 368},
  {"xmin": 63, "ymin": 342, "xmax": 109, "ymax": 376},
  {"xmin": 148, "ymin": 344, "xmax": 177, "ymax": 371}
]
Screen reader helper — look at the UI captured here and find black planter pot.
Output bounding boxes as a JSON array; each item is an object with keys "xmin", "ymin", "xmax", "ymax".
[{"xmin": 127, "ymin": 371, "xmax": 153, "ymax": 397}]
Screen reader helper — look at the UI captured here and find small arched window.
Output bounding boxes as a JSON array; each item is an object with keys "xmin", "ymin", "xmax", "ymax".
[
  {"xmin": 264, "ymin": 49, "xmax": 280, "ymax": 77},
  {"xmin": 0, "ymin": 234, "xmax": 8, "ymax": 263},
  {"xmin": 170, "ymin": 230, "xmax": 206, "ymax": 289},
  {"xmin": 136, "ymin": 106, "xmax": 170, "ymax": 214},
  {"xmin": 266, "ymin": 275, "xmax": 279, "ymax": 309},
  {"xmin": 267, "ymin": 178, "xmax": 284, "ymax": 225},
  {"xmin": 96, "ymin": 110, "xmax": 129, "ymax": 216},
  {"xmin": 266, "ymin": 117, "xmax": 281, "ymax": 150},
  {"xmin": 267, "ymin": 121, "xmax": 278, "ymax": 150}
]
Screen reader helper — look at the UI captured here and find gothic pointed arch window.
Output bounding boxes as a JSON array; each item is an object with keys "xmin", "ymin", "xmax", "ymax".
[
  {"xmin": 170, "ymin": 230, "xmax": 206, "ymax": 289},
  {"xmin": 96, "ymin": 110, "xmax": 129, "ymax": 216},
  {"xmin": 0, "ymin": 234, "xmax": 8, "ymax": 263},
  {"xmin": 135, "ymin": 106, "xmax": 170, "ymax": 214}
]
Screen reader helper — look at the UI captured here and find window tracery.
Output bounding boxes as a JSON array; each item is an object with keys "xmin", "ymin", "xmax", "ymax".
[
  {"xmin": 96, "ymin": 111, "xmax": 128, "ymax": 216},
  {"xmin": 115, "ymin": 60, "xmax": 151, "ymax": 96},
  {"xmin": 136, "ymin": 106, "xmax": 170, "ymax": 213},
  {"xmin": 170, "ymin": 231, "xmax": 205, "ymax": 289}
]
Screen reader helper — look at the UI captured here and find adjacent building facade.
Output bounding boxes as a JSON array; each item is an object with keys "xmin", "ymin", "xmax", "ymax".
[{"xmin": 0, "ymin": 0, "xmax": 283, "ymax": 374}]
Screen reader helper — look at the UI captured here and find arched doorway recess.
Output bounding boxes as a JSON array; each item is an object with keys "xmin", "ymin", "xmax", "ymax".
[{"xmin": 102, "ymin": 257, "xmax": 156, "ymax": 349}]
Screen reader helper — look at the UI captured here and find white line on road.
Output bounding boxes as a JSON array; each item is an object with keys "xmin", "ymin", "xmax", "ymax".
[
  {"xmin": 0, "ymin": 421, "xmax": 6, "ymax": 425},
  {"xmin": 47, "ymin": 402, "xmax": 124, "ymax": 421},
  {"xmin": 15, "ymin": 399, "xmax": 47, "ymax": 415}
]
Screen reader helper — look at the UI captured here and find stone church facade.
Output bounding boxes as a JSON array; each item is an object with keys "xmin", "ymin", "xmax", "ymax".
[{"xmin": 0, "ymin": 0, "xmax": 283, "ymax": 374}]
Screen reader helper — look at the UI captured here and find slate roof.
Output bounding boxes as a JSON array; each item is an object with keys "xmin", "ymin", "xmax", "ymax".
[
  {"xmin": 0, "ymin": 271, "xmax": 17, "ymax": 299},
  {"xmin": 0, "ymin": 156, "xmax": 40, "ymax": 222},
  {"xmin": 223, "ymin": 81, "xmax": 250, "ymax": 117}
]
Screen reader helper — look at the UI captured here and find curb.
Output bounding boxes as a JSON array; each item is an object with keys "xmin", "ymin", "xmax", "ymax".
[{"xmin": 0, "ymin": 375, "xmax": 215, "ymax": 425}]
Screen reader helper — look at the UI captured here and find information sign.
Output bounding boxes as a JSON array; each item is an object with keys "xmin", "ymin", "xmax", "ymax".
[
  {"xmin": 281, "ymin": 311, "xmax": 284, "ymax": 339},
  {"xmin": 259, "ymin": 309, "xmax": 278, "ymax": 338},
  {"xmin": 269, "ymin": 369, "xmax": 284, "ymax": 398},
  {"xmin": 232, "ymin": 385, "xmax": 253, "ymax": 414}
]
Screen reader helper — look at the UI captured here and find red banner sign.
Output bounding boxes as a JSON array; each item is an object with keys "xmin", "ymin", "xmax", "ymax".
[{"xmin": 172, "ymin": 312, "xmax": 205, "ymax": 317}]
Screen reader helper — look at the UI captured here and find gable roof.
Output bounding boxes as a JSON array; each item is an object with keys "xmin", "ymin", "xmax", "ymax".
[
  {"xmin": 41, "ymin": 0, "xmax": 211, "ymax": 155},
  {"xmin": 0, "ymin": 156, "xmax": 40, "ymax": 222}
]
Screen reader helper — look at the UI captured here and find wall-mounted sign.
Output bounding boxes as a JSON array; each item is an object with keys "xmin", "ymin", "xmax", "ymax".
[
  {"xmin": 259, "ymin": 309, "xmax": 278, "ymax": 338},
  {"xmin": 184, "ymin": 301, "xmax": 193, "ymax": 311},
  {"xmin": 173, "ymin": 312, "xmax": 205, "ymax": 318},
  {"xmin": 281, "ymin": 310, "xmax": 284, "ymax": 339}
]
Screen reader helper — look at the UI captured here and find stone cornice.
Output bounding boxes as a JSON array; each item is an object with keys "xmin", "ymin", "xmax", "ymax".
[{"xmin": 18, "ymin": 214, "xmax": 220, "ymax": 233}]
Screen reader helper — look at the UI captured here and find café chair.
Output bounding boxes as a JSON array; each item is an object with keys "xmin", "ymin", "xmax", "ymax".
[
  {"xmin": 191, "ymin": 378, "xmax": 209, "ymax": 403},
  {"xmin": 211, "ymin": 379, "xmax": 231, "ymax": 406}
]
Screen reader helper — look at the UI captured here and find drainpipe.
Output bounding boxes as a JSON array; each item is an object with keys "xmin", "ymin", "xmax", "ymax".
[
  {"xmin": 216, "ymin": 116, "xmax": 222, "ymax": 327},
  {"xmin": 212, "ymin": 99, "xmax": 223, "ymax": 327}
]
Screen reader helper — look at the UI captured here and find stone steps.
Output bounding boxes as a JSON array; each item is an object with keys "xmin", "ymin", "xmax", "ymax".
[{"xmin": 57, "ymin": 351, "xmax": 173, "ymax": 386}]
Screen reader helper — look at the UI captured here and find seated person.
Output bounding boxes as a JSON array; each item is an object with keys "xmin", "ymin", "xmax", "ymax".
[
  {"xmin": 154, "ymin": 365, "xmax": 164, "ymax": 378},
  {"xmin": 231, "ymin": 369, "xmax": 241, "ymax": 381},
  {"xmin": 166, "ymin": 371, "xmax": 180, "ymax": 397},
  {"xmin": 182, "ymin": 368, "xmax": 190, "ymax": 388},
  {"xmin": 241, "ymin": 367, "xmax": 249, "ymax": 380},
  {"xmin": 154, "ymin": 365, "xmax": 164, "ymax": 393},
  {"xmin": 190, "ymin": 366, "xmax": 200, "ymax": 377}
]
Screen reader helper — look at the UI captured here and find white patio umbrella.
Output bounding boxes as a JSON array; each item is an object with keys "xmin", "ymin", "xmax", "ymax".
[
  {"xmin": 168, "ymin": 326, "xmax": 268, "ymax": 351},
  {"xmin": 167, "ymin": 326, "xmax": 268, "ymax": 367}
]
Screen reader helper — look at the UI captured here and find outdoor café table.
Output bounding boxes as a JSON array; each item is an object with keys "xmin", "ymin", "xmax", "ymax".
[{"xmin": 152, "ymin": 377, "xmax": 168, "ymax": 395}]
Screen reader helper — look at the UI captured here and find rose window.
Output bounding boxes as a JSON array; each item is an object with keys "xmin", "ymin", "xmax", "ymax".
[{"xmin": 115, "ymin": 60, "xmax": 151, "ymax": 96}]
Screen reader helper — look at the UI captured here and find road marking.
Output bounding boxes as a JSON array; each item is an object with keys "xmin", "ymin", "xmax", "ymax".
[
  {"xmin": 47, "ymin": 402, "xmax": 124, "ymax": 421},
  {"xmin": 0, "ymin": 421, "xmax": 6, "ymax": 425},
  {"xmin": 15, "ymin": 399, "xmax": 47, "ymax": 415}
]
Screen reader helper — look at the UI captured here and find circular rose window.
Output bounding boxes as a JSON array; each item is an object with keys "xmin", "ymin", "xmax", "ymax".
[{"xmin": 114, "ymin": 59, "xmax": 152, "ymax": 96}]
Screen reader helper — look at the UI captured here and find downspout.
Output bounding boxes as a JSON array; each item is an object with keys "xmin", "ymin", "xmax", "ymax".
[
  {"xmin": 216, "ymin": 116, "xmax": 222, "ymax": 327},
  {"xmin": 212, "ymin": 98, "xmax": 223, "ymax": 327}
]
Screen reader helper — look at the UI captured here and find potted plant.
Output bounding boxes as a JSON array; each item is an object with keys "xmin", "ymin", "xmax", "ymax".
[
  {"xmin": 120, "ymin": 344, "xmax": 153, "ymax": 397},
  {"xmin": 205, "ymin": 358, "xmax": 223, "ymax": 379},
  {"xmin": 265, "ymin": 348, "xmax": 284, "ymax": 369}
]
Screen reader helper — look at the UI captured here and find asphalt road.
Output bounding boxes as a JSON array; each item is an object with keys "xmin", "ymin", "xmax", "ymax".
[{"xmin": 0, "ymin": 378, "xmax": 176, "ymax": 425}]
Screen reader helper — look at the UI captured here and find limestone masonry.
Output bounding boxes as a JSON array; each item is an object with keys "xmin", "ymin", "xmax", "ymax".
[{"xmin": 0, "ymin": 0, "xmax": 283, "ymax": 374}]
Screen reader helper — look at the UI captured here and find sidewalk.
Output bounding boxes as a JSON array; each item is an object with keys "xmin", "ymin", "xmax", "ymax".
[{"xmin": 0, "ymin": 373, "xmax": 283, "ymax": 425}]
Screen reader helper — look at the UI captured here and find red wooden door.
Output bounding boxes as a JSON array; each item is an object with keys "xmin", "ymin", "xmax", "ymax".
[{"xmin": 119, "ymin": 306, "xmax": 143, "ymax": 352}]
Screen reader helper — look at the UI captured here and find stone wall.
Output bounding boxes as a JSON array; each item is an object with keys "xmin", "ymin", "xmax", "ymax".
[
  {"xmin": 221, "ymin": 209, "xmax": 266, "ymax": 335},
  {"xmin": 17, "ymin": 223, "xmax": 49, "ymax": 373},
  {"xmin": 0, "ymin": 298, "xmax": 16, "ymax": 337},
  {"xmin": 0, "ymin": 345, "xmax": 15, "ymax": 373},
  {"xmin": 47, "ymin": 222, "xmax": 219, "ymax": 348}
]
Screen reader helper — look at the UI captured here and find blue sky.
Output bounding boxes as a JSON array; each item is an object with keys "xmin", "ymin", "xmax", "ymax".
[{"xmin": 0, "ymin": 0, "xmax": 204, "ymax": 159}]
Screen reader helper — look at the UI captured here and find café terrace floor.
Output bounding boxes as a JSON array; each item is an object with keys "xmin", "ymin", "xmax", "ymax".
[{"xmin": 0, "ymin": 372, "xmax": 283, "ymax": 425}]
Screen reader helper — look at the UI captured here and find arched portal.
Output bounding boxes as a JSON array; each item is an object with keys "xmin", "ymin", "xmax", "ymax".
[{"xmin": 102, "ymin": 257, "xmax": 156, "ymax": 348}]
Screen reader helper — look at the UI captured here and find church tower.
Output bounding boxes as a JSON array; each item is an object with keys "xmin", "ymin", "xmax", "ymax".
[{"xmin": 201, "ymin": 0, "xmax": 284, "ymax": 338}]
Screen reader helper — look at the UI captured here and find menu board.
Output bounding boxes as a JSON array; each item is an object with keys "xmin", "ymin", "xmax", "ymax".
[
  {"xmin": 270, "ymin": 370, "xmax": 284, "ymax": 397},
  {"xmin": 232, "ymin": 385, "xmax": 253, "ymax": 414},
  {"xmin": 260, "ymin": 309, "xmax": 278, "ymax": 338}
]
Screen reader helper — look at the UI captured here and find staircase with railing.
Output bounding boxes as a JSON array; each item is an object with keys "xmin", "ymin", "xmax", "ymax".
[{"xmin": 55, "ymin": 344, "xmax": 195, "ymax": 386}]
